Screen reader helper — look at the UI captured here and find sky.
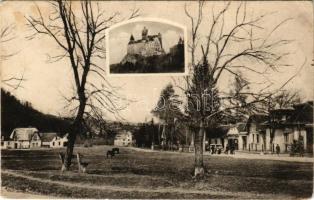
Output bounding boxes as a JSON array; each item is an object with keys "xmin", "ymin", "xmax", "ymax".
[
  {"xmin": 109, "ymin": 20, "xmax": 184, "ymax": 64},
  {"xmin": 1, "ymin": 1, "xmax": 313, "ymax": 123}
]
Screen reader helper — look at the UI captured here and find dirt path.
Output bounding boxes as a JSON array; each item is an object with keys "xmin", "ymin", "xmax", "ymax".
[
  {"xmin": 128, "ymin": 147, "xmax": 314, "ymax": 163},
  {"xmin": 2, "ymin": 170, "xmax": 290, "ymax": 199},
  {"xmin": 1, "ymin": 188, "xmax": 56, "ymax": 199}
]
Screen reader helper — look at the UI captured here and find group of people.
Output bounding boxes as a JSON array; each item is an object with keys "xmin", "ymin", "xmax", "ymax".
[
  {"xmin": 208, "ymin": 144, "xmax": 236, "ymax": 155},
  {"xmin": 225, "ymin": 144, "xmax": 236, "ymax": 154},
  {"xmin": 210, "ymin": 145, "xmax": 222, "ymax": 154}
]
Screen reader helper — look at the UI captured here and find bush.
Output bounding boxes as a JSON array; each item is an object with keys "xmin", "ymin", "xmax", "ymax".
[{"xmin": 290, "ymin": 138, "xmax": 304, "ymax": 157}]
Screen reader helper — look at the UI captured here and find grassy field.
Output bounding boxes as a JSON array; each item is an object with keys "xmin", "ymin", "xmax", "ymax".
[{"xmin": 1, "ymin": 145, "xmax": 313, "ymax": 199}]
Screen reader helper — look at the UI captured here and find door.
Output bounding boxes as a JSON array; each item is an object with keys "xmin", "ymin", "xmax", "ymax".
[{"xmin": 242, "ymin": 136, "xmax": 247, "ymax": 150}]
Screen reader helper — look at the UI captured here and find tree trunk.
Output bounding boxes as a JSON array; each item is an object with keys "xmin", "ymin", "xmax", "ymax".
[
  {"xmin": 62, "ymin": 95, "xmax": 86, "ymax": 171},
  {"xmin": 194, "ymin": 120, "xmax": 205, "ymax": 177},
  {"xmin": 62, "ymin": 130, "xmax": 77, "ymax": 171}
]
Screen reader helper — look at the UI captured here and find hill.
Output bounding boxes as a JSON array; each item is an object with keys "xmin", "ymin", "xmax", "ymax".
[
  {"xmin": 1, "ymin": 89, "xmax": 71, "ymax": 139},
  {"xmin": 110, "ymin": 43, "xmax": 184, "ymax": 74}
]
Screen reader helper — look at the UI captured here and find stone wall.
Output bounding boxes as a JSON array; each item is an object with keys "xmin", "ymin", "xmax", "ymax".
[{"xmin": 127, "ymin": 38, "xmax": 164, "ymax": 57}]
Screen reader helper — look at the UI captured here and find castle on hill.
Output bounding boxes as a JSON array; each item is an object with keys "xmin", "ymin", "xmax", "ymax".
[{"xmin": 127, "ymin": 27, "xmax": 165, "ymax": 57}]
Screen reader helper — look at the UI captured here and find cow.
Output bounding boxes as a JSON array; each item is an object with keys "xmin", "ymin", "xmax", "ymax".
[{"xmin": 112, "ymin": 148, "xmax": 120, "ymax": 154}]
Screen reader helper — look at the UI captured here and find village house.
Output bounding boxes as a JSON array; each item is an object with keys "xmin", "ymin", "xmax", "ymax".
[
  {"xmin": 246, "ymin": 115, "xmax": 268, "ymax": 152},
  {"xmin": 264, "ymin": 101, "xmax": 313, "ymax": 153},
  {"xmin": 1, "ymin": 127, "xmax": 42, "ymax": 149},
  {"xmin": 243, "ymin": 101, "xmax": 313, "ymax": 154},
  {"xmin": 224, "ymin": 123, "xmax": 248, "ymax": 151},
  {"xmin": 39, "ymin": 132, "xmax": 68, "ymax": 148},
  {"xmin": 114, "ymin": 130, "xmax": 134, "ymax": 147},
  {"xmin": 1, "ymin": 136, "xmax": 14, "ymax": 149}
]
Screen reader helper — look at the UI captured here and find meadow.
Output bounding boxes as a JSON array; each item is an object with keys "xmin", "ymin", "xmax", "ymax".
[{"xmin": 1, "ymin": 145, "xmax": 313, "ymax": 199}]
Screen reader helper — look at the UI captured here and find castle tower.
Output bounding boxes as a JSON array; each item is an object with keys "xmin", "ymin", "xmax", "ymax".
[{"xmin": 142, "ymin": 27, "xmax": 148, "ymax": 40}]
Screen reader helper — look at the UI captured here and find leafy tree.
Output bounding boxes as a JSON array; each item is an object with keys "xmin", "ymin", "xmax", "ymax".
[{"xmin": 152, "ymin": 84, "xmax": 182, "ymax": 150}]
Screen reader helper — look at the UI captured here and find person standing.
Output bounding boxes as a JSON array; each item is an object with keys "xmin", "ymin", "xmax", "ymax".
[{"xmin": 276, "ymin": 144, "xmax": 280, "ymax": 156}]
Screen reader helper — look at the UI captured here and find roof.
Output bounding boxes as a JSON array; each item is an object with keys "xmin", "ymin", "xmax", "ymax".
[
  {"xmin": 39, "ymin": 132, "xmax": 58, "ymax": 142},
  {"xmin": 247, "ymin": 114, "xmax": 268, "ymax": 124},
  {"xmin": 115, "ymin": 130, "xmax": 132, "ymax": 138},
  {"xmin": 129, "ymin": 35, "xmax": 161, "ymax": 44},
  {"xmin": 10, "ymin": 128, "xmax": 39, "ymax": 141},
  {"xmin": 205, "ymin": 126, "xmax": 229, "ymax": 138},
  {"xmin": 226, "ymin": 123, "xmax": 247, "ymax": 136},
  {"xmin": 292, "ymin": 101, "xmax": 313, "ymax": 123}
]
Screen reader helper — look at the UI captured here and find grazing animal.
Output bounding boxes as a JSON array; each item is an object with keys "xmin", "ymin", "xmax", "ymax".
[
  {"xmin": 106, "ymin": 150, "xmax": 115, "ymax": 158},
  {"xmin": 112, "ymin": 148, "xmax": 120, "ymax": 154}
]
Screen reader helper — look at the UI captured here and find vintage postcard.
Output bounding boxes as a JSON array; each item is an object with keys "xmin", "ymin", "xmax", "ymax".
[
  {"xmin": 107, "ymin": 18, "xmax": 188, "ymax": 76},
  {"xmin": 0, "ymin": 0, "xmax": 313, "ymax": 199}
]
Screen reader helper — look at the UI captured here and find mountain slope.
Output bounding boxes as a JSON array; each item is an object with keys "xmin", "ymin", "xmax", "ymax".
[{"xmin": 1, "ymin": 89, "xmax": 71, "ymax": 139}]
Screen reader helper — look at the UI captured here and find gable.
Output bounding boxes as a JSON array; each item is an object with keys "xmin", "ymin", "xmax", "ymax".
[{"xmin": 10, "ymin": 128, "xmax": 39, "ymax": 141}]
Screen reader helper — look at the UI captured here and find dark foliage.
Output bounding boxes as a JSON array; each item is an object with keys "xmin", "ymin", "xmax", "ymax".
[
  {"xmin": 1, "ymin": 89, "xmax": 71, "ymax": 138},
  {"xmin": 110, "ymin": 45, "xmax": 184, "ymax": 73},
  {"xmin": 133, "ymin": 123, "xmax": 160, "ymax": 148}
]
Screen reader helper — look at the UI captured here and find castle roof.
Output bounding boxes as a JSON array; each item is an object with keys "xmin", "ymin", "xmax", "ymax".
[{"xmin": 129, "ymin": 35, "xmax": 161, "ymax": 44}]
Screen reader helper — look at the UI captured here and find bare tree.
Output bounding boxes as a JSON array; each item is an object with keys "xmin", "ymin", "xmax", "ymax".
[
  {"xmin": 183, "ymin": 1, "xmax": 299, "ymax": 177},
  {"xmin": 26, "ymin": 0, "xmax": 139, "ymax": 171},
  {"xmin": 1, "ymin": 23, "xmax": 25, "ymax": 90}
]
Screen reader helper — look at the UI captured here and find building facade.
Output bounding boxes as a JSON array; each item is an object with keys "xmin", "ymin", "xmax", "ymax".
[
  {"xmin": 127, "ymin": 27, "xmax": 165, "ymax": 57},
  {"xmin": 1, "ymin": 127, "xmax": 42, "ymax": 149},
  {"xmin": 40, "ymin": 132, "xmax": 68, "ymax": 148},
  {"xmin": 114, "ymin": 130, "xmax": 133, "ymax": 146}
]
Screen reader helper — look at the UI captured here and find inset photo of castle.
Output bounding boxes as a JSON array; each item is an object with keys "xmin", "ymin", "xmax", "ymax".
[{"xmin": 107, "ymin": 19, "xmax": 187, "ymax": 75}]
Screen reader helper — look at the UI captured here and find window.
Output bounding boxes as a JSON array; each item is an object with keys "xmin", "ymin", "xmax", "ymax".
[
  {"xmin": 256, "ymin": 135, "xmax": 260, "ymax": 143},
  {"xmin": 1, "ymin": 142, "xmax": 3, "ymax": 146},
  {"xmin": 59, "ymin": 142, "xmax": 61, "ymax": 146},
  {"xmin": 253, "ymin": 134, "xmax": 255, "ymax": 143}
]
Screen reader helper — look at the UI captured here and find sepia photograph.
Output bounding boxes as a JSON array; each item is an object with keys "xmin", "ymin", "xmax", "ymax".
[
  {"xmin": 107, "ymin": 19, "xmax": 187, "ymax": 75},
  {"xmin": 0, "ymin": 0, "xmax": 313, "ymax": 199}
]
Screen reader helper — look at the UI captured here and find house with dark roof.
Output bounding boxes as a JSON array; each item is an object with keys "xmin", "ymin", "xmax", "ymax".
[
  {"xmin": 39, "ymin": 132, "xmax": 68, "ymax": 148},
  {"xmin": 264, "ymin": 101, "xmax": 313, "ymax": 153}
]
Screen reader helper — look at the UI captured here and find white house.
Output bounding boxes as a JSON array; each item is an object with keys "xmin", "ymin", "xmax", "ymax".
[
  {"xmin": 39, "ymin": 132, "xmax": 68, "ymax": 148},
  {"xmin": 246, "ymin": 114, "xmax": 268, "ymax": 152},
  {"xmin": 246, "ymin": 101, "xmax": 313, "ymax": 154},
  {"xmin": 114, "ymin": 130, "xmax": 133, "ymax": 146},
  {"xmin": 224, "ymin": 123, "xmax": 248, "ymax": 151},
  {"xmin": 1, "ymin": 136, "xmax": 14, "ymax": 149},
  {"xmin": 264, "ymin": 102, "xmax": 313, "ymax": 153},
  {"xmin": 4, "ymin": 127, "xmax": 42, "ymax": 149}
]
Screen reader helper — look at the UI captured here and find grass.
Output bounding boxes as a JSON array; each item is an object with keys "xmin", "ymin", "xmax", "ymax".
[{"xmin": 1, "ymin": 145, "xmax": 313, "ymax": 199}]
